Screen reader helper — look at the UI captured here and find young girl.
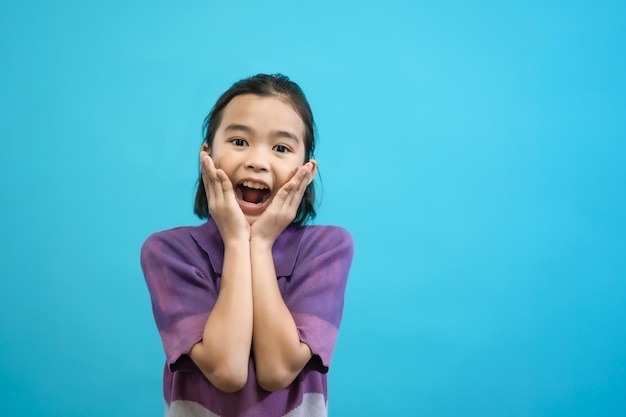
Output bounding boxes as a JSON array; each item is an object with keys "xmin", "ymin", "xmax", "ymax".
[{"xmin": 140, "ymin": 74, "xmax": 353, "ymax": 417}]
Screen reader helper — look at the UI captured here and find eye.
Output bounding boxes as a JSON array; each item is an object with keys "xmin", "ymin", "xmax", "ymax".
[
  {"xmin": 231, "ymin": 138, "xmax": 248, "ymax": 147},
  {"xmin": 273, "ymin": 144, "xmax": 290, "ymax": 153}
]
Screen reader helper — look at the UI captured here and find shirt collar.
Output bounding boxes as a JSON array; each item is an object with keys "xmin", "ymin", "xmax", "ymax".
[{"xmin": 189, "ymin": 218, "xmax": 306, "ymax": 277}]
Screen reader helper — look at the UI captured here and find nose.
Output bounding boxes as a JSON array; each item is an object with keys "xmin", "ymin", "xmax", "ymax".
[{"xmin": 245, "ymin": 148, "xmax": 269, "ymax": 172}]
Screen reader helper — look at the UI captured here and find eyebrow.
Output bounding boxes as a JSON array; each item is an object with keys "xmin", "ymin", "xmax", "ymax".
[
  {"xmin": 223, "ymin": 124, "xmax": 253, "ymax": 134},
  {"xmin": 223, "ymin": 124, "xmax": 301, "ymax": 143}
]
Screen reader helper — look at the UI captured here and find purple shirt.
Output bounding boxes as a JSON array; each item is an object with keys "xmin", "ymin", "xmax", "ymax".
[{"xmin": 140, "ymin": 219, "xmax": 353, "ymax": 417}]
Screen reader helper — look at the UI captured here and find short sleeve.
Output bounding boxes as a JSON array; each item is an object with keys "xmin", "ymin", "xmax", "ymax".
[
  {"xmin": 282, "ymin": 226, "xmax": 354, "ymax": 372},
  {"xmin": 140, "ymin": 229, "xmax": 218, "ymax": 370}
]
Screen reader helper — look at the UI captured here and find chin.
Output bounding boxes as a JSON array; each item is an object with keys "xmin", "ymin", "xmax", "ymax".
[{"xmin": 245, "ymin": 214, "xmax": 260, "ymax": 226}]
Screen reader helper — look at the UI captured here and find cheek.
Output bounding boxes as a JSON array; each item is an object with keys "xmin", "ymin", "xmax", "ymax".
[
  {"xmin": 208, "ymin": 143, "xmax": 225, "ymax": 165},
  {"xmin": 212, "ymin": 154, "xmax": 227, "ymax": 170},
  {"xmin": 212, "ymin": 156, "xmax": 237, "ymax": 179},
  {"xmin": 278, "ymin": 164, "xmax": 299, "ymax": 183}
]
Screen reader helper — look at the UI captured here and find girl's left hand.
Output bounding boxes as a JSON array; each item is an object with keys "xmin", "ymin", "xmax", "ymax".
[{"xmin": 250, "ymin": 160, "xmax": 317, "ymax": 246}]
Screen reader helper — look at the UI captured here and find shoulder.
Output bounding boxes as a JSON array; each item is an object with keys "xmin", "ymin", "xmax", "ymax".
[
  {"xmin": 272, "ymin": 225, "xmax": 353, "ymax": 276},
  {"xmin": 295, "ymin": 225, "xmax": 354, "ymax": 265},
  {"xmin": 142, "ymin": 225, "xmax": 196, "ymax": 250},
  {"xmin": 140, "ymin": 224, "xmax": 209, "ymax": 263},
  {"xmin": 301, "ymin": 225, "xmax": 353, "ymax": 251}
]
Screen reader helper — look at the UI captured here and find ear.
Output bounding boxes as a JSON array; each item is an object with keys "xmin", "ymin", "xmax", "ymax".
[{"xmin": 200, "ymin": 142, "xmax": 210, "ymax": 155}]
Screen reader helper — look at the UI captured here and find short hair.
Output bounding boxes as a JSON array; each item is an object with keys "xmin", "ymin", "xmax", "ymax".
[{"xmin": 194, "ymin": 73, "xmax": 317, "ymax": 225}]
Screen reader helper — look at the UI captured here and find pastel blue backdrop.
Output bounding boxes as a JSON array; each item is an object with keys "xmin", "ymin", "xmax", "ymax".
[{"xmin": 1, "ymin": 1, "xmax": 624, "ymax": 416}]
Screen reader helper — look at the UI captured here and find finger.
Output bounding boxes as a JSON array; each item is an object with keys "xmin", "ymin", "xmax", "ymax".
[
  {"xmin": 216, "ymin": 168, "xmax": 234, "ymax": 195},
  {"xmin": 200, "ymin": 152, "xmax": 217, "ymax": 192},
  {"xmin": 201, "ymin": 152, "xmax": 234, "ymax": 197},
  {"xmin": 287, "ymin": 163, "xmax": 313, "ymax": 206},
  {"xmin": 200, "ymin": 150, "xmax": 218, "ymax": 181},
  {"xmin": 295, "ymin": 162, "xmax": 315, "ymax": 193},
  {"xmin": 200, "ymin": 152, "xmax": 224, "ymax": 204},
  {"xmin": 306, "ymin": 159, "xmax": 318, "ymax": 185},
  {"xmin": 274, "ymin": 165, "xmax": 309, "ymax": 210}
]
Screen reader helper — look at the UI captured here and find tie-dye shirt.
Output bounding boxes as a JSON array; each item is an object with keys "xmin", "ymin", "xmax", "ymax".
[{"xmin": 140, "ymin": 219, "xmax": 353, "ymax": 417}]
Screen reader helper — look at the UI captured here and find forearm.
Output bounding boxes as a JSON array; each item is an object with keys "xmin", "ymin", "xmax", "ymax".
[
  {"xmin": 190, "ymin": 239, "xmax": 253, "ymax": 392},
  {"xmin": 250, "ymin": 240, "xmax": 312, "ymax": 392}
]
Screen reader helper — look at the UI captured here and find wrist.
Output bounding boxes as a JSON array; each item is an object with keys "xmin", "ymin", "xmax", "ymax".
[
  {"xmin": 249, "ymin": 235, "xmax": 275, "ymax": 252},
  {"xmin": 223, "ymin": 235, "xmax": 251, "ymax": 249}
]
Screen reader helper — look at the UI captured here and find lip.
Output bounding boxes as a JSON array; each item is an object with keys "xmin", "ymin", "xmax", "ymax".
[
  {"xmin": 237, "ymin": 177, "xmax": 271, "ymax": 191},
  {"xmin": 237, "ymin": 198, "xmax": 269, "ymax": 216},
  {"xmin": 235, "ymin": 177, "xmax": 272, "ymax": 216}
]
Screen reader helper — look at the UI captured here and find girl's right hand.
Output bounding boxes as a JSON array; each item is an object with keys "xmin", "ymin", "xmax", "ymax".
[{"xmin": 200, "ymin": 150, "xmax": 250, "ymax": 243}]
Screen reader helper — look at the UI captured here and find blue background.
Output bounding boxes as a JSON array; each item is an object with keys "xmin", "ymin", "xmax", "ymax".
[{"xmin": 1, "ymin": 1, "xmax": 625, "ymax": 416}]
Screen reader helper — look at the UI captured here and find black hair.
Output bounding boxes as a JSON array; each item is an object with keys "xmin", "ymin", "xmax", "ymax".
[{"xmin": 194, "ymin": 73, "xmax": 316, "ymax": 225}]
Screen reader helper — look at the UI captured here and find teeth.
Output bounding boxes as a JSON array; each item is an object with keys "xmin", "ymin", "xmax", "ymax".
[{"xmin": 241, "ymin": 181, "xmax": 268, "ymax": 190}]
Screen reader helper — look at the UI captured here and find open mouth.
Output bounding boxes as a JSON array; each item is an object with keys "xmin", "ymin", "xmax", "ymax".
[{"xmin": 236, "ymin": 181, "xmax": 270, "ymax": 205}]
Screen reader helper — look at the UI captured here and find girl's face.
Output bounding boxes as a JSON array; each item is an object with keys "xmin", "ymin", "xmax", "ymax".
[{"xmin": 205, "ymin": 94, "xmax": 314, "ymax": 225}]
